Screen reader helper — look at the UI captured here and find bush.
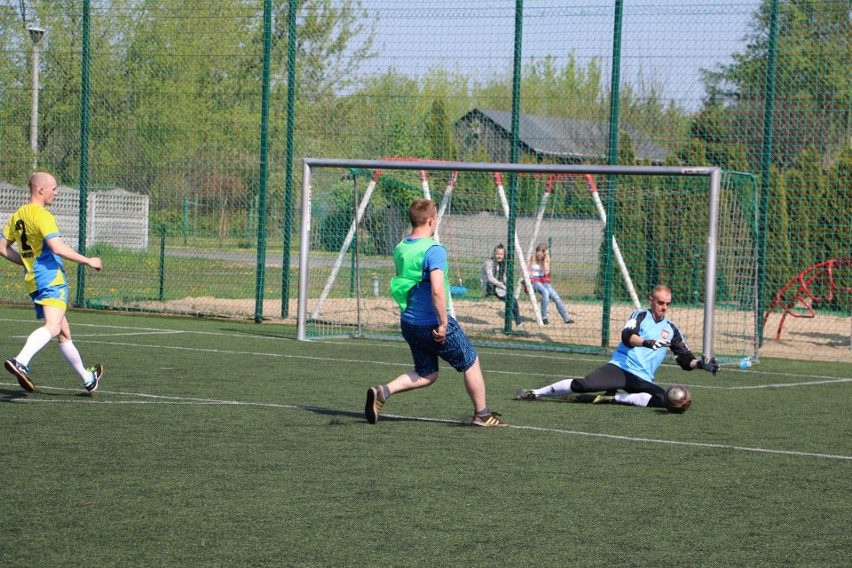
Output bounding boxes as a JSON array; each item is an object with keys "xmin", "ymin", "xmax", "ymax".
[{"xmin": 317, "ymin": 208, "xmax": 354, "ymax": 252}]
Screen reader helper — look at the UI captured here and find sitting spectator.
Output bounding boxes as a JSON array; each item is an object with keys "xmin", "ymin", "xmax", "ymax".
[
  {"xmin": 528, "ymin": 244, "xmax": 574, "ymax": 324},
  {"xmin": 481, "ymin": 243, "xmax": 521, "ymax": 325}
]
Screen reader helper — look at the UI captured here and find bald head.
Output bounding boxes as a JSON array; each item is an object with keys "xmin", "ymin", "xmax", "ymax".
[
  {"xmin": 28, "ymin": 172, "xmax": 59, "ymax": 206},
  {"xmin": 29, "ymin": 172, "xmax": 57, "ymax": 193}
]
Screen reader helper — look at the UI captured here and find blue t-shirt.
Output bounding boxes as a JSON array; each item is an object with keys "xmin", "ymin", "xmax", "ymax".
[
  {"xmin": 609, "ymin": 308, "xmax": 677, "ymax": 383},
  {"xmin": 400, "ymin": 238, "xmax": 447, "ymax": 326}
]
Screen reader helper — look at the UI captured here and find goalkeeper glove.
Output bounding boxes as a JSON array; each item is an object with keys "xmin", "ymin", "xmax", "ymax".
[
  {"xmin": 642, "ymin": 339, "xmax": 669, "ymax": 350},
  {"xmin": 697, "ymin": 357, "xmax": 719, "ymax": 375}
]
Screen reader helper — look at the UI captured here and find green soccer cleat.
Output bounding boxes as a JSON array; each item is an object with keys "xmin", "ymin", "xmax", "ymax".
[{"xmin": 592, "ymin": 394, "xmax": 615, "ymax": 404}]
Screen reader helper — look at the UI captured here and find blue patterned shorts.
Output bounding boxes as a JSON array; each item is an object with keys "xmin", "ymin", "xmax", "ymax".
[{"xmin": 400, "ymin": 317, "xmax": 478, "ymax": 377}]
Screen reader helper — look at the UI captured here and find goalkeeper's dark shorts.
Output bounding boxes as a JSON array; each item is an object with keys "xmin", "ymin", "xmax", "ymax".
[
  {"xmin": 401, "ymin": 316, "xmax": 478, "ymax": 377},
  {"xmin": 573, "ymin": 363, "xmax": 667, "ymax": 407}
]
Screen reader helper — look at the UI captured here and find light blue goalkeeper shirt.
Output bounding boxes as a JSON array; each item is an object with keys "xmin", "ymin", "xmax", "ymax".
[{"xmin": 609, "ymin": 308, "xmax": 687, "ymax": 383}]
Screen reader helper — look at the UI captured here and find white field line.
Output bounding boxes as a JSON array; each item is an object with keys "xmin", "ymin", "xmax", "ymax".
[
  {"xmin": 72, "ymin": 338, "xmax": 852, "ymax": 389},
  {"xmin": 322, "ymin": 341, "xmax": 852, "ymax": 381},
  {"xmin": 2, "ymin": 384, "xmax": 850, "ymax": 462},
  {"xmin": 1, "ymin": 318, "xmax": 850, "ymax": 387}
]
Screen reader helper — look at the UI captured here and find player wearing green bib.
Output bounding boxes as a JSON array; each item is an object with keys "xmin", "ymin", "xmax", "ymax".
[{"xmin": 365, "ymin": 199, "xmax": 507, "ymax": 427}]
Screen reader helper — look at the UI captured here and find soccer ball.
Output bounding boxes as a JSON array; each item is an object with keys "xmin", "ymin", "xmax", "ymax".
[{"xmin": 664, "ymin": 384, "xmax": 692, "ymax": 413}]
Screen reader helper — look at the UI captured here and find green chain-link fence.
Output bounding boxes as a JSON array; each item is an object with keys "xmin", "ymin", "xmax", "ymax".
[{"xmin": 0, "ymin": 1, "xmax": 849, "ymax": 362}]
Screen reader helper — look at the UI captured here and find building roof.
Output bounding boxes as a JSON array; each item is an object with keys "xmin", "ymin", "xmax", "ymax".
[{"xmin": 456, "ymin": 108, "xmax": 670, "ymax": 164}]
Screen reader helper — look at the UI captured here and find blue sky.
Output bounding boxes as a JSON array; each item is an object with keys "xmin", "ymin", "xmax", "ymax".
[{"xmin": 359, "ymin": 1, "xmax": 760, "ymax": 110}]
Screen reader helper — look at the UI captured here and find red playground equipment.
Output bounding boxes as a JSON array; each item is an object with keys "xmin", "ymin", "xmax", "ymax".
[{"xmin": 763, "ymin": 258, "xmax": 852, "ymax": 340}]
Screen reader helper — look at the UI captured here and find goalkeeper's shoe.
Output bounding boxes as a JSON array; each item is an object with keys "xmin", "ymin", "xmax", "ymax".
[
  {"xmin": 5, "ymin": 358, "xmax": 34, "ymax": 392},
  {"xmin": 514, "ymin": 388, "xmax": 537, "ymax": 401},
  {"xmin": 592, "ymin": 394, "xmax": 615, "ymax": 404},
  {"xmin": 472, "ymin": 412, "xmax": 508, "ymax": 427},
  {"xmin": 365, "ymin": 385, "xmax": 385, "ymax": 424},
  {"xmin": 85, "ymin": 363, "xmax": 104, "ymax": 393}
]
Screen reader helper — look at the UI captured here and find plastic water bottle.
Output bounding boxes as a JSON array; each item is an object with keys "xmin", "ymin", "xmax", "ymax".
[{"xmin": 739, "ymin": 357, "xmax": 752, "ymax": 369}]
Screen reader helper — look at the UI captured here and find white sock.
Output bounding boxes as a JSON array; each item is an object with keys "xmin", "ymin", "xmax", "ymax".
[
  {"xmin": 615, "ymin": 392, "xmax": 653, "ymax": 407},
  {"xmin": 15, "ymin": 327, "xmax": 53, "ymax": 366},
  {"xmin": 59, "ymin": 341, "xmax": 91, "ymax": 383},
  {"xmin": 534, "ymin": 379, "xmax": 573, "ymax": 397}
]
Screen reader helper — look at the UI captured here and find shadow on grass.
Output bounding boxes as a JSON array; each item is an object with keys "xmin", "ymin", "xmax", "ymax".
[
  {"xmin": 516, "ymin": 393, "xmax": 679, "ymax": 415},
  {"xmin": 0, "ymin": 388, "xmax": 96, "ymax": 401},
  {"xmin": 299, "ymin": 404, "xmax": 445, "ymax": 424},
  {"xmin": 299, "ymin": 404, "xmax": 476, "ymax": 427},
  {"xmin": 0, "ymin": 387, "xmax": 29, "ymax": 401},
  {"xmin": 220, "ymin": 327, "xmax": 297, "ymax": 340}
]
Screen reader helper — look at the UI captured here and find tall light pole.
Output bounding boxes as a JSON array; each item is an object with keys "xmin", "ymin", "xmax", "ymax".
[{"xmin": 27, "ymin": 25, "xmax": 45, "ymax": 173}]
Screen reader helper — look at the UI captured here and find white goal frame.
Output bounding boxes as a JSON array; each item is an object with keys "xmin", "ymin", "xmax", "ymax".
[{"xmin": 297, "ymin": 158, "xmax": 723, "ymax": 361}]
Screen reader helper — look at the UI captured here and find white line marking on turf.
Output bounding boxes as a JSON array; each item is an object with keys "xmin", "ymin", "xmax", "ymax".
[
  {"xmin": 2, "ymin": 315, "xmax": 845, "ymax": 375},
  {"xmin": 46, "ymin": 338, "xmax": 556, "ymax": 379},
  {"xmin": 3, "ymin": 318, "xmax": 849, "ymax": 387},
  {"xmin": 12, "ymin": 333, "xmax": 849, "ymax": 387},
  {"xmin": 515, "ymin": 424, "xmax": 852, "ymax": 461},
  {"xmin": 7, "ymin": 331, "xmax": 187, "ymax": 339},
  {"xmin": 0, "ymin": 318, "xmax": 298, "ymax": 340},
  {"xmin": 68, "ymin": 338, "xmax": 852, "ymax": 388},
  {"xmin": 4, "ymin": 385, "xmax": 851, "ymax": 462},
  {"xmin": 706, "ymin": 378, "xmax": 852, "ymax": 389}
]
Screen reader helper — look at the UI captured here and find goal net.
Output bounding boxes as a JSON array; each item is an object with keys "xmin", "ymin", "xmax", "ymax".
[{"xmin": 297, "ymin": 159, "xmax": 758, "ymax": 364}]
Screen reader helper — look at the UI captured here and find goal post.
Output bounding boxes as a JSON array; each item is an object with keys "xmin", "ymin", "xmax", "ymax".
[{"xmin": 298, "ymin": 158, "xmax": 755, "ymax": 363}]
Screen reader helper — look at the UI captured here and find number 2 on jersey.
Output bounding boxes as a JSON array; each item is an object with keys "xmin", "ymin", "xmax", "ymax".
[{"xmin": 14, "ymin": 219, "xmax": 32, "ymax": 251}]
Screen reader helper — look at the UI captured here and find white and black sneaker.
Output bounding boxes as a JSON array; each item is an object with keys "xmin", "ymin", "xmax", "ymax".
[
  {"xmin": 5, "ymin": 358, "xmax": 34, "ymax": 392},
  {"xmin": 85, "ymin": 363, "xmax": 104, "ymax": 393}
]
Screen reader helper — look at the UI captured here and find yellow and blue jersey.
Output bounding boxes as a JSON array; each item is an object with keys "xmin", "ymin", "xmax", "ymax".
[{"xmin": 2, "ymin": 204, "xmax": 67, "ymax": 294}]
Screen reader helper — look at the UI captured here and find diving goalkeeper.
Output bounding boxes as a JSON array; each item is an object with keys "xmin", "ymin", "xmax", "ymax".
[{"xmin": 515, "ymin": 285, "xmax": 718, "ymax": 409}]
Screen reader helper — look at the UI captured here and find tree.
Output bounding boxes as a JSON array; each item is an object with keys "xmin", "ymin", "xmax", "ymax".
[
  {"xmin": 701, "ymin": 0, "xmax": 852, "ymax": 170},
  {"xmin": 424, "ymin": 98, "xmax": 457, "ymax": 162},
  {"xmin": 783, "ymin": 145, "xmax": 825, "ymax": 269},
  {"xmin": 762, "ymin": 165, "xmax": 794, "ymax": 306},
  {"xmin": 270, "ymin": 0, "xmax": 377, "ymax": 102},
  {"xmin": 821, "ymin": 145, "xmax": 852, "ymax": 265}
]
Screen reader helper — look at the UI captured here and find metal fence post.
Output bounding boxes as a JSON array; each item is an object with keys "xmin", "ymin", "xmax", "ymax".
[
  {"xmin": 281, "ymin": 0, "xmax": 298, "ymax": 318},
  {"xmin": 254, "ymin": 0, "xmax": 273, "ymax": 323},
  {"xmin": 601, "ymin": 0, "xmax": 624, "ymax": 346},
  {"xmin": 757, "ymin": 0, "xmax": 781, "ymax": 347},
  {"xmin": 75, "ymin": 0, "xmax": 91, "ymax": 307},
  {"xmin": 505, "ymin": 0, "xmax": 524, "ymax": 333}
]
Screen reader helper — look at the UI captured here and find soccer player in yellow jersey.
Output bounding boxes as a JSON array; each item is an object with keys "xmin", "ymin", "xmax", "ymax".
[{"xmin": 0, "ymin": 172, "xmax": 104, "ymax": 393}]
